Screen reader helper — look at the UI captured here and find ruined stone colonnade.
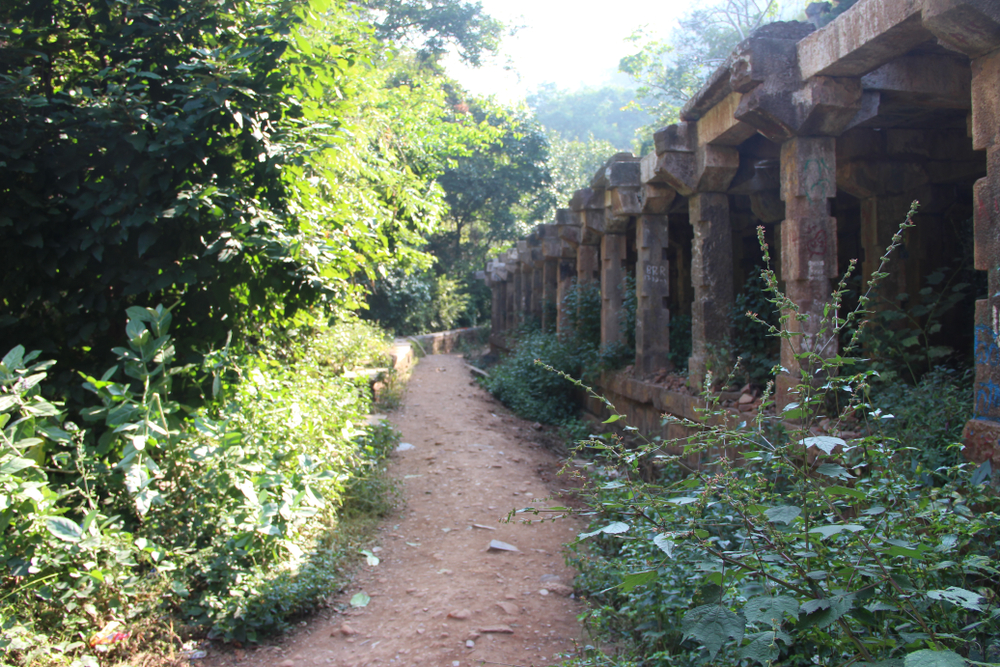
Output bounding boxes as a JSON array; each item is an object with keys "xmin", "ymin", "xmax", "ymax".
[{"xmin": 482, "ymin": 0, "xmax": 1000, "ymax": 464}]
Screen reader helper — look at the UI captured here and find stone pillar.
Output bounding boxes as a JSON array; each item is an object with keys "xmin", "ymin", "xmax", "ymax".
[
  {"xmin": 929, "ymin": 0, "xmax": 1000, "ymax": 463},
  {"xmin": 636, "ymin": 213, "xmax": 671, "ymax": 374},
  {"xmin": 530, "ymin": 249, "xmax": 543, "ymax": 326},
  {"xmin": 555, "ymin": 210, "xmax": 580, "ymax": 336},
  {"xmin": 577, "ymin": 245, "xmax": 599, "ymax": 285},
  {"xmin": 777, "ymin": 136, "xmax": 839, "ymax": 404},
  {"xmin": 601, "ymin": 232, "xmax": 627, "ymax": 347},
  {"xmin": 688, "ymin": 193, "xmax": 734, "ymax": 388},
  {"xmin": 504, "ymin": 249, "xmax": 517, "ymax": 332}
]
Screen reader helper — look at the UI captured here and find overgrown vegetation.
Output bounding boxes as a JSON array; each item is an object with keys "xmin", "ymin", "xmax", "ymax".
[
  {"xmin": 553, "ymin": 211, "xmax": 999, "ymax": 666},
  {"xmin": 0, "ymin": 309, "xmax": 400, "ymax": 662}
]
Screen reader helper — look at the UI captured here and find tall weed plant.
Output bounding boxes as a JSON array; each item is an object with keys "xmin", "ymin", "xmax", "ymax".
[
  {"xmin": 554, "ymin": 205, "xmax": 999, "ymax": 666},
  {"xmin": 0, "ymin": 307, "xmax": 399, "ymax": 664}
]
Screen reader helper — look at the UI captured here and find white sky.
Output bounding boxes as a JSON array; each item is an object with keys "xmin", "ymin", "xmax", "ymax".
[
  {"xmin": 444, "ymin": 0, "xmax": 691, "ymax": 103},
  {"xmin": 444, "ymin": 0, "xmax": 810, "ymax": 102}
]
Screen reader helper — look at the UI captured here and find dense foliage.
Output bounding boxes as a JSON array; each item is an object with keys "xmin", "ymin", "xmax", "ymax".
[
  {"xmin": 557, "ymin": 217, "xmax": 1000, "ymax": 666},
  {"xmin": 0, "ymin": 309, "xmax": 400, "ymax": 661},
  {"xmin": 526, "ymin": 84, "xmax": 650, "ymax": 151}
]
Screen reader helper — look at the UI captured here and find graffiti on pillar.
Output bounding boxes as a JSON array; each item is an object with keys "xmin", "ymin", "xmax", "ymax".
[
  {"xmin": 643, "ymin": 263, "xmax": 669, "ymax": 284},
  {"xmin": 806, "ymin": 222, "xmax": 828, "ymax": 258},
  {"xmin": 975, "ymin": 324, "xmax": 1000, "ymax": 367},
  {"xmin": 975, "ymin": 379, "xmax": 1000, "ymax": 419},
  {"xmin": 803, "ymin": 158, "xmax": 833, "ymax": 204}
]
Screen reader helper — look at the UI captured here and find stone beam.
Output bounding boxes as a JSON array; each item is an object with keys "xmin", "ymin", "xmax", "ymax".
[
  {"xmin": 698, "ymin": 92, "xmax": 758, "ymax": 146},
  {"xmin": 796, "ymin": 0, "xmax": 932, "ymax": 80},
  {"xmin": 736, "ymin": 75, "xmax": 863, "ymax": 142},
  {"xmin": 641, "ymin": 183, "xmax": 677, "ymax": 215},
  {"xmin": 861, "ymin": 54, "xmax": 971, "ymax": 109},
  {"xmin": 636, "ymin": 214, "xmax": 671, "ymax": 374},
  {"xmin": 922, "ymin": 0, "xmax": 1000, "ymax": 59}
]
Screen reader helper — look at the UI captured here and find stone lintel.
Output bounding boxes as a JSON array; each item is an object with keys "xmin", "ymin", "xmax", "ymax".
[
  {"xmin": 837, "ymin": 159, "xmax": 929, "ymax": 199},
  {"xmin": 654, "ymin": 122, "xmax": 696, "ymax": 155},
  {"xmin": 696, "ymin": 144, "xmax": 740, "ymax": 192},
  {"xmin": 797, "ymin": 0, "xmax": 932, "ymax": 80},
  {"xmin": 641, "ymin": 183, "xmax": 677, "ymax": 214},
  {"xmin": 555, "ymin": 208, "xmax": 573, "ymax": 225},
  {"xmin": 922, "ymin": 0, "xmax": 1000, "ymax": 59},
  {"xmin": 861, "ymin": 54, "xmax": 972, "ymax": 108},
  {"xmin": 698, "ymin": 92, "xmax": 759, "ymax": 146},
  {"xmin": 542, "ymin": 237, "xmax": 562, "ymax": 259},
  {"xmin": 971, "ymin": 50, "xmax": 1000, "ymax": 151}
]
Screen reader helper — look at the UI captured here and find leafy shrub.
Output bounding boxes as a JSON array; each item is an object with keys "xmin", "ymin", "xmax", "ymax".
[
  {"xmin": 480, "ymin": 330, "xmax": 585, "ymax": 424},
  {"xmin": 667, "ymin": 314, "xmax": 692, "ymax": 373},
  {"xmin": 364, "ymin": 268, "xmax": 472, "ymax": 336},
  {"xmin": 563, "ymin": 279, "xmax": 602, "ymax": 349},
  {"xmin": 560, "ymin": 214, "xmax": 1000, "ymax": 666},
  {"xmin": 729, "ymin": 272, "xmax": 780, "ymax": 388},
  {"xmin": 1, "ymin": 307, "xmax": 400, "ymax": 661}
]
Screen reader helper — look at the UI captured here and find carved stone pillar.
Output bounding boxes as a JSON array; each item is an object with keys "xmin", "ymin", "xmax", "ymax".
[
  {"xmin": 601, "ymin": 232, "xmax": 627, "ymax": 347},
  {"xmin": 777, "ymin": 136, "xmax": 839, "ymax": 404},
  {"xmin": 688, "ymin": 193, "xmax": 734, "ymax": 388}
]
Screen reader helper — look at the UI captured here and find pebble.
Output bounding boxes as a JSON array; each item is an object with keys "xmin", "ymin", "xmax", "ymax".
[
  {"xmin": 546, "ymin": 583, "xmax": 574, "ymax": 596},
  {"xmin": 278, "ymin": 661, "xmax": 294, "ymax": 667},
  {"xmin": 447, "ymin": 609, "xmax": 471, "ymax": 620},
  {"xmin": 338, "ymin": 623, "xmax": 358, "ymax": 636},
  {"xmin": 465, "ymin": 640, "xmax": 475, "ymax": 648},
  {"xmin": 487, "ymin": 540, "xmax": 519, "ymax": 552}
]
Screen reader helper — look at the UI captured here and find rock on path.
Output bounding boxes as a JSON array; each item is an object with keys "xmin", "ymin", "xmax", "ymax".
[{"xmin": 205, "ymin": 353, "xmax": 586, "ymax": 667}]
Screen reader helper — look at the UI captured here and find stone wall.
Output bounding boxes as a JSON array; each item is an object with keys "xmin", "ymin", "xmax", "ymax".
[{"xmin": 482, "ymin": 0, "xmax": 1000, "ymax": 465}]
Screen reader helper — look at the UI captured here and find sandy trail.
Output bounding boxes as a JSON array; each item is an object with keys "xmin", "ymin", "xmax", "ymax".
[{"xmin": 208, "ymin": 353, "xmax": 587, "ymax": 667}]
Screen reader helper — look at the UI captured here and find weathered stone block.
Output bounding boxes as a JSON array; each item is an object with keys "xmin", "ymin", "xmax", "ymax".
[
  {"xmin": 971, "ymin": 49, "xmax": 1000, "ymax": 151},
  {"xmin": 750, "ymin": 190, "xmax": 785, "ymax": 223},
  {"xmin": 729, "ymin": 22, "xmax": 813, "ymax": 93},
  {"xmin": 698, "ymin": 92, "xmax": 759, "ymax": 145},
  {"xmin": 780, "ymin": 137, "xmax": 837, "ymax": 202},
  {"xmin": 605, "ymin": 187, "xmax": 643, "ymax": 231},
  {"xmin": 922, "ymin": 0, "xmax": 1000, "ymax": 59},
  {"xmin": 653, "ymin": 123, "xmax": 696, "ymax": 155},
  {"xmin": 861, "ymin": 54, "xmax": 971, "ymax": 108},
  {"xmin": 605, "ymin": 159, "xmax": 641, "ymax": 187},
  {"xmin": 782, "ymin": 215, "xmax": 839, "ymax": 281},
  {"xmin": 641, "ymin": 183, "xmax": 677, "ymax": 214},
  {"xmin": 696, "ymin": 144, "xmax": 740, "ymax": 192},
  {"xmin": 797, "ymin": 0, "xmax": 930, "ymax": 79}
]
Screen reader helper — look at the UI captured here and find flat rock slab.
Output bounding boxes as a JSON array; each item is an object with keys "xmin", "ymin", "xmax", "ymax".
[{"xmin": 487, "ymin": 539, "xmax": 519, "ymax": 552}]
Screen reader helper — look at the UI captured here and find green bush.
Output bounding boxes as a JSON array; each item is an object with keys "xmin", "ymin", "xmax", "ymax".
[
  {"xmin": 1, "ymin": 307, "xmax": 400, "ymax": 662},
  {"xmin": 480, "ymin": 330, "xmax": 585, "ymax": 424},
  {"xmin": 560, "ymin": 215, "xmax": 1000, "ymax": 666}
]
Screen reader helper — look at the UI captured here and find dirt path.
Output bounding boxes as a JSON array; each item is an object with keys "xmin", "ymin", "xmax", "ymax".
[{"xmin": 208, "ymin": 353, "xmax": 587, "ymax": 667}]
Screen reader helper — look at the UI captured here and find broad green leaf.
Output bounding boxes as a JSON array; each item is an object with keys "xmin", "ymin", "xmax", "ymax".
[
  {"xmin": 578, "ymin": 521, "xmax": 630, "ymax": 540},
  {"xmin": 927, "ymin": 586, "xmax": 984, "ymax": 611},
  {"xmin": 0, "ymin": 457, "xmax": 36, "ymax": 474},
  {"xmin": 825, "ymin": 485, "xmax": 865, "ymax": 500},
  {"xmin": 798, "ymin": 594, "xmax": 853, "ymax": 629},
  {"xmin": 743, "ymin": 596, "xmax": 799, "ymax": 627},
  {"xmin": 350, "ymin": 592, "xmax": 371, "ymax": 608},
  {"xmin": 0, "ymin": 395, "xmax": 17, "ymax": 413},
  {"xmin": 799, "ymin": 436, "xmax": 846, "ymax": 454},
  {"xmin": 903, "ymin": 649, "xmax": 966, "ymax": 667},
  {"xmin": 764, "ymin": 505, "xmax": 801, "ymax": 525},
  {"xmin": 602, "ymin": 414, "xmax": 622, "ymax": 423},
  {"xmin": 808, "ymin": 523, "xmax": 865, "ymax": 539},
  {"xmin": 621, "ymin": 570, "xmax": 657, "ymax": 592},
  {"xmin": 360, "ymin": 549, "xmax": 380, "ymax": 567},
  {"xmin": 682, "ymin": 604, "xmax": 745, "ymax": 658},
  {"xmin": 653, "ymin": 533, "xmax": 675, "ymax": 558},
  {"xmin": 46, "ymin": 517, "xmax": 83, "ymax": 543},
  {"xmin": 739, "ymin": 630, "xmax": 790, "ymax": 665},
  {"xmin": 815, "ymin": 463, "xmax": 854, "ymax": 479}
]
